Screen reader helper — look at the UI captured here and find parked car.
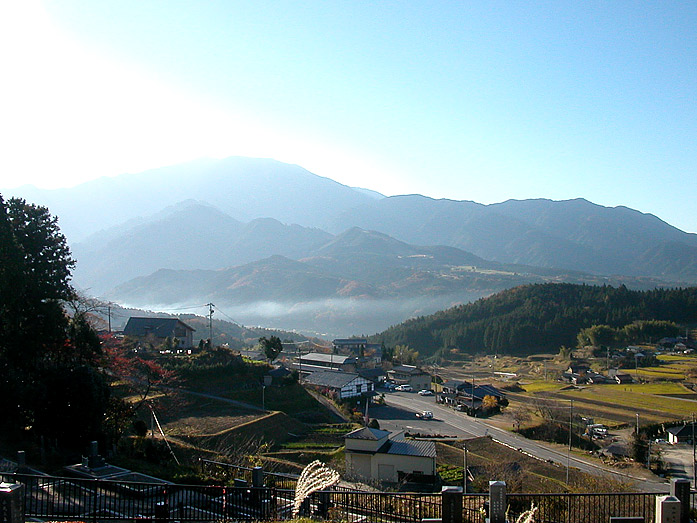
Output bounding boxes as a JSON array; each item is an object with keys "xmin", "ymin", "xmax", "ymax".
[
  {"xmin": 418, "ymin": 389, "xmax": 434, "ymax": 396},
  {"xmin": 395, "ymin": 384, "xmax": 413, "ymax": 392},
  {"xmin": 416, "ymin": 411, "xmax": 433, "ymax": 420}
]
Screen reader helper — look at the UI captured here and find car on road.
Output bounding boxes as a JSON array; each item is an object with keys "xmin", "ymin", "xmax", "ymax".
[
  {"xmin": 418, "ymin": 389, "xmax": 434, "ymax": 396},
  {"xmin": 415, "ymin": 411, "xmax": 433, "ymax": 420},
  {"xmin": 395, "ymin": 384, "xmax": 413, "ymax": 392}
]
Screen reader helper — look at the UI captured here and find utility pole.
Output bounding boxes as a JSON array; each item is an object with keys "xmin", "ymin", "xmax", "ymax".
[
  {"xmin": 207, "ymin": 303, "xmax": 214, "ymax": 346},
  {"xmin": 107, "ymin": 305, "xmax": 112, "ymax": 333},
  {"xmin": 636, "ymin": 413, "xmax": 639, "ymax": 435},
  {"xmin": 692, "ymin": 412, "xmax": 697, "ymax": 485},
  {"xmin": 463, "ymin": 441, "xmax": 468, "ymax": 493},
  {"xmin": 566, "ymin": 400, "xmax": 573, "ymax": 484}
]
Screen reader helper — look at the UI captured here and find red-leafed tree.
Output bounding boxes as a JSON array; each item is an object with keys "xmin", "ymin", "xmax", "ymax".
[{"xmin": 102, "ymin": 334, "xmax": 176, "ymax": 411}]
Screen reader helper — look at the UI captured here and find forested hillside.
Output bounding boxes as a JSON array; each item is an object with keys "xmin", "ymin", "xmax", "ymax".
[{"xmin": 374, "ymin": 284, "xmax": 697, "ymax": 357}]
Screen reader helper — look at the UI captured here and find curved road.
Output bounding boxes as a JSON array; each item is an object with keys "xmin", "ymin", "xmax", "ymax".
[{"xmin": 376, "ymin": 391, "xmax": 669, "ymax": 493}]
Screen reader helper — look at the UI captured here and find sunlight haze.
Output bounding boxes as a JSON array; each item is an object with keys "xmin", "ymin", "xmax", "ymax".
[{"xmin": 1, "ymin": 1, "xmax": 695, "ymax": 232}]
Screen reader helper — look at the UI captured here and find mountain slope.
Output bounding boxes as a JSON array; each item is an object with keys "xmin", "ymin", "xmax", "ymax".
[
  {"xmin": 373, "ymin": 283, "xmax": 697, "ymax": 357},
  {"xmin": 10, "ymin": 156, "xmax": 381, "ymax": 242},
  {"xmin": 72, "ymin": 201, "xmax": 333, "ymax": 294},
  {"xmin": 332, "ymin": 195, "xmax": 697, "ymax": 282}
]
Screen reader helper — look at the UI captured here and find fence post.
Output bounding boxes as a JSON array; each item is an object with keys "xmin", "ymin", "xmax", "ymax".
[
  {"xmin": 489, "ymin": 481, "xmax": 506, "ymax": 523},
  {"xmin": 442, "ymin": 486, "xmax": 463, "ymax": 523},
  {"xmin": 655, "ymin": 495, "xmax": 681, "ymax": 523},
  {"xmin": 252, "ymin": 466, "xmax": 264, "ymax": 488},
  {"xmin": 0, "ymin": 482, "xmax": 24, "ymax": 523},
  {"xmin": 670, "ymin": 479, "xmax": 690, "ymax": 523}
]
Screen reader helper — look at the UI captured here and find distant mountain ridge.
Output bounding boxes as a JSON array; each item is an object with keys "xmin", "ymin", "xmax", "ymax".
[
  {"xmin": 5, "ymin": 156, "xmax": 697, "ymax": 336},
  {"xmin": 331, "ymin": 194, "xmax": 697, "ymax": 281}
]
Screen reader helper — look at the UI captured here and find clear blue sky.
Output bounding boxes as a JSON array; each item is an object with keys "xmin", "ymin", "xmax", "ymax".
[{"xmin": 1, "ymin": 1, "xmax": 695, "ymax": 232}]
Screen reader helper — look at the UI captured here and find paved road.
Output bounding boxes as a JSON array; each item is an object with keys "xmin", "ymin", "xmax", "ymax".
[{"xmin": 374, "ymin": 391, "xmax": 670, "ymax": 493}]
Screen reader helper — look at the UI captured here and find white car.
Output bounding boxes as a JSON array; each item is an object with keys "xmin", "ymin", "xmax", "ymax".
[
  {"xmin": 418, "ymin": 389, "xmax": 434, "ymax": 396},
  {"xmin": 416, "ymin": 411, "xmax": 433, "ymax": 420},
  {"xmin": 395, "ymin": 384, "xmax": 413, "ymax": 392}
]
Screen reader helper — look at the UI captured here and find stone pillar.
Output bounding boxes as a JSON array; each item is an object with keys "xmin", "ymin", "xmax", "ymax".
[
  {"xmin": 0, "ymin": 483, "xmax": 24, "ymax": 523},
  {"xmin": 441, "ymin": 486, "xmax": 463, "ymax": 523},
  {"xmin": 15, "ymin": 452, "xmax": 25, "ymax": 472},
  {"xmin": 489, "ymin": 481, "xmax": 506, "ymax": 523},
  {"xmin": 252, "ymin": 466, "xmax": 264, "ymax": 487},
  {"xmin": 154, "ymin": 500, "xmax": 169, "ymax": 523},
  {"xmin": 670, "ymin": 478, "xmax": 690, "ymax": 523},
  {"xmin": 655, "ymin": 495, "xmax": 681, "ymax": 523}
]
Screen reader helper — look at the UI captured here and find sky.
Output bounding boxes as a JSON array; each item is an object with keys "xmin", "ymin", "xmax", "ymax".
[{"xmin": 1, "ymin": 1, "xmax": 695, "ymax": 232}]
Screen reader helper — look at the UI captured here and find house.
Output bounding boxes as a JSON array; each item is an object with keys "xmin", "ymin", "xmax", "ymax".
[
  {"xmin": 436, "ymin": 381, "xmax": 505, "ymax": 414},
  {"xmin": 387, "ymin": 365, "xmax": 431, "ymax": 391},
  {"xmin": 303, "ymin": 371, "xmax": 373, "ymax": 400},
  {"xmin": 357, "ymin": 367, "xmax": 387, "ymax": 385},
  {"xmin": 123, "ymin": 317, "xmax": 195, "ymax": 349},
  {"xmin": 333, "ymin": 338, "xmax": 367, "ymax": 353},
  {"xmin": 441, "ymin": 380, "xmax": 470, "ymax": 395},
  {"xmin": 614, "ymin": 373, "xmax": 633, "ymax": 384},
  {"xmin": 667, "ymin": 424, "xmax": 697, "ymax": 444},
  {"xmin": 344, "ymin": 427, "xmax": 436, "ymax": 483},
  {"xmin": 333, "ymin": 339, "xmax": 383, "ymax": 364},
  {"xmin": 567, "ymin": 363, "xmax": 590, "ymax": 375},
  {"xmin": 267, "ymin": 365, "xmax": 293, "ymax": 385}
]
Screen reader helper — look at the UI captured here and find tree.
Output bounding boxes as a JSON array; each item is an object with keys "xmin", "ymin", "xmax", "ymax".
[
  {"xmin": 259, "ymin": 336, "xmax": 283, "ymax": 362},
  {"xmin": 0, "ymin": 195, "xmax": 109, "ymax": 446}
]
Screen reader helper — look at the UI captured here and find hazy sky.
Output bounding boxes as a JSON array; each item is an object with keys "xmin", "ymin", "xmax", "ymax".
[{"xmin": 1, "ymin": 1, "xmax": 695, "ymax": 232}]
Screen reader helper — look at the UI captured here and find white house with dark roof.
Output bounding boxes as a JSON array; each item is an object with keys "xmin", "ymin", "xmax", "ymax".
[
  {"xmin": 303, "ymin": 371, "xmax": 373, "ymax": 399},
  {"xmin": 344, "ymin": 427, "xmax": 436, "ymax": 483}
]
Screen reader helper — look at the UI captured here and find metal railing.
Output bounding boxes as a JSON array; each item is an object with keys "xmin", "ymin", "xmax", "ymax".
[
  {"xmin": 199, "ymin": 458, "xmax": 299, "ymax": 490},
  {"xmin": 0, "ymin": 472, "xmax": 679, "ymax": 523},
  {"xmin": 507, "ymin": 492, "xmax": 658, "ymax": 523}
]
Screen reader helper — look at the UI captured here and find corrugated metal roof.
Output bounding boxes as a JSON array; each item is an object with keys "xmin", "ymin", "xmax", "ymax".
[
  {"xmin": 304, "ymin": 371, "xmax": 360, "ymax": 388},
  {"xmin": 384, "ymin": 433, "xmax": 436, "ymax": 458},
  {"xmin": 299, "ymin": 352, "xmax": 350, "ymax": 364}
]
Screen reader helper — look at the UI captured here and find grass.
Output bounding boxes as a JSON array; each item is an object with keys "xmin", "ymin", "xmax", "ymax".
[
  {"xmin": 520, "ymin": 381, "xmax": 563, "ymax": 393},
  {"xmin": 658, "ymin": 354, "xmax": 697, "ymax": 362},
  {"xmin": 556, "ymin": 387, "xmax": 694, "ymax": 419},
  {"xmin": 602, "ymin": 382, "xmax": 689, "ymax": 394}
]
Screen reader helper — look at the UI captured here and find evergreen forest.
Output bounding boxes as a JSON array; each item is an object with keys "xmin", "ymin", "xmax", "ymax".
[{"xmin": 373, "ymin": 283, "xmax": 697, "ymax": 357}]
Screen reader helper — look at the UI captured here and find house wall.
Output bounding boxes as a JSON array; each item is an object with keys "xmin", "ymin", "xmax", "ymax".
[
  {"xmin": 345, "ymin": 450, "xmax": 435, "ymax": 483},
  {"xmin": 339, "ymin": 377, "xmax": 373, "ymax": 399},
  {"xmin": 407, "ymin": 375, "xmax": 431, "ymax": 391},
  {"xmin": 345, "ymin": 453, "xmax": 372, "ymax": 480}
]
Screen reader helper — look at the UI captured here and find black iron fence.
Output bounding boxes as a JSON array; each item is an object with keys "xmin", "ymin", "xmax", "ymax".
[
  {"xmin": 507, "ymin": 492, "xmax": 658, "ymax": 523},
  {"xmin": 0, "ymin": 472, "xmax": 681, "ymax": 523},
  {"xmin": 199, "ymin": 458, "xmax": 298, "ymax": 490}
]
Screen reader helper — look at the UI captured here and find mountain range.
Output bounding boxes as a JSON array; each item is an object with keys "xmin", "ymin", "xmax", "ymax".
[{"xmin": 5, "ymin": 156, "xmax": 697, "ymax": 337}]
